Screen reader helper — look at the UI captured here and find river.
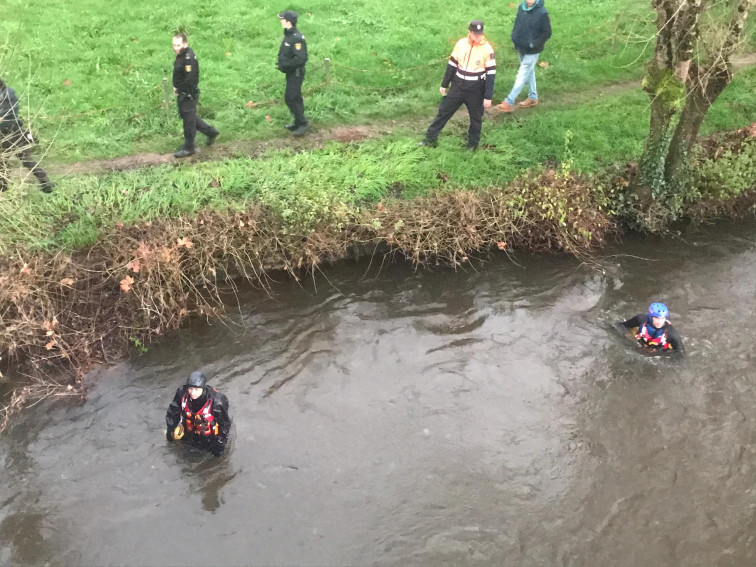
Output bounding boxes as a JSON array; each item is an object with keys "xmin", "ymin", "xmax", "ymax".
[{"xmin": 1, "ymin": 220, "xmax": 755, "ymax": 567}]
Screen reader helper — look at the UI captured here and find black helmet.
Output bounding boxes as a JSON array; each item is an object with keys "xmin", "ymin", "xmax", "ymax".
[{"xmin": 186, "ymin": 371, "xmax": 208, "ymax": 389}]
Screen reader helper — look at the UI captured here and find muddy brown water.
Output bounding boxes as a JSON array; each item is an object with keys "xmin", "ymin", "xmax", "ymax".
[{"xmin": 1, "ymin": 221, "xmax": 755, "ymax": 566}]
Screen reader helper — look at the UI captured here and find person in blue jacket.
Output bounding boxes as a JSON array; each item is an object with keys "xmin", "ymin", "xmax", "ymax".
[{"xmin": 496, "ymin": 0, "xmax": 552, "ymax": 112}]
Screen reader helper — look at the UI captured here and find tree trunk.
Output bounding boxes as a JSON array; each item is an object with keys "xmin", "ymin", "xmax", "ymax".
[
  {"xmin": 636, "ymin": 0, "xmax": 752, "ymax": 199},
  {"xmin": 664, "ymin": 64, "xmax": 732, "ymax": 180},
  {"xmin": 664, "ymin": 0, "xmax": 752, "ymax": 180}
]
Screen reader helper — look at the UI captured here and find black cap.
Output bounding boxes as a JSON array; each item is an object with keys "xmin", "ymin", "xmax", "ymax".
[
  {"xmin": 278, "ymin": 10, "xmax": 298, "ymax": 24},
  {"xmin": 186, "ymin": 371, "xmax": 208, "ymax": 389},
  {"xmin": 469, "ymin": 20, "xmax": 484, "ymax": 34}
]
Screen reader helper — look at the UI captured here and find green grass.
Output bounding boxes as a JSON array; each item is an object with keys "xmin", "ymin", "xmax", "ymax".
[
  {"xmin": 4, "ymin": 70, "xmax": 752, "ymax": 254},
  {"xmin": 0, "ymin": 0, "xmax": 656, "ymax": 162},
  {"xmin": 0, "ymin": 0, "xmax": 754, "ymax": 253}
]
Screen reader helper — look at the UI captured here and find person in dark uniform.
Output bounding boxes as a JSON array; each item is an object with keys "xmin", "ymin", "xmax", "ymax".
[
  {"xmin": 277, "ymin": 10, "xmax": 309, "ymax": 137},
  {"xmin": 420, "ymin": 20, "xmax": 496, "ymax": 151},
  {"xmin": 172, "ymin": 33, "xmax": 219, "ymax": 158},
  {"xmin": 166, "ymin": 371, "xmax": 232, "ymax": 457},
  {"xmin": 616, "ymin": 302, "xmax": 685, "ymax": 357},
  {"xmin": 0, "ymin": 78, "xmax": 54, "ymax": 193}
]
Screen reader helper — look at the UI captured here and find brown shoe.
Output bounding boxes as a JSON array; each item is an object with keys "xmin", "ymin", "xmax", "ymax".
[
  {"xmin": 496, "ymin": 100, "xmax": 514, "ymax": 113},
  {"xmin": 518, "ymin": 98, "xmax": 539, "ymax": 109}
]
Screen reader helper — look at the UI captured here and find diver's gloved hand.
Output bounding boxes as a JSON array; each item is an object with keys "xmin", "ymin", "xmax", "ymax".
[
  {"xmin": 166, "ymin": 427, "xmax": 174, "ymax": 442},
  {"xmin": 209, "ymin": 436, "xmax": 227, "ymax": 457}
]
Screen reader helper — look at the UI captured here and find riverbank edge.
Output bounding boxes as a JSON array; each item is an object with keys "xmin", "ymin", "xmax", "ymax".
[{"xmin": 1, "ymin": 128, "xmax": 754, "ymax": 431}]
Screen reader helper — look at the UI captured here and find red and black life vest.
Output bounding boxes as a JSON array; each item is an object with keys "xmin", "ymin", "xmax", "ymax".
[
  {"xmin": 635, "ymin": 321, "xmax": 672, "ymax": 351},
  {"xmin": 180, "ymin": 389, "xmax": 220, "ymax": 436}
]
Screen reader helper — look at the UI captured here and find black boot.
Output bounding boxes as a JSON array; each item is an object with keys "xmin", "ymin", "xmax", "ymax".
[{"xmin": 174, "ymin": 148, "xmax": 195, "ymax": 158}]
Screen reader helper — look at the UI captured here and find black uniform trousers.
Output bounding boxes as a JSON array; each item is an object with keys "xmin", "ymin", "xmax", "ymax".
[
  {"xmin": 177, "ymin": 95, "xmax": 217, "ymax": 151},
  {"xmin": 0, "ymin": 127, "xmax": 51, "ymax": 192},
  {"xmin": 284, "ymin": 67, "xmax": 307, "ymax": 127},
  {"xmin": 425, "ymin": 80, "xmax": 486, "ymax": 148}
]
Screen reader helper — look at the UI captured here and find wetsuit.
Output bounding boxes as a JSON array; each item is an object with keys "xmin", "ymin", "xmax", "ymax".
[
  {"xmin": 166, "ymin": 385, "xmax": 231, "ymax": 456},
  {"xmin": 618, "ymin": 313, "xmax": 685, "ymax": 355}
]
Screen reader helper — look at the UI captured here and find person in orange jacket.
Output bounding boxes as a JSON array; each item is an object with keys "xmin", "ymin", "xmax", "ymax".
[
  {"xmin": 419, "ymin": 20, "xmax": 496, "ymax": 151},
  {"xmin": 166, "ymin": 371, "xmax": 231, "ymax": 456}
]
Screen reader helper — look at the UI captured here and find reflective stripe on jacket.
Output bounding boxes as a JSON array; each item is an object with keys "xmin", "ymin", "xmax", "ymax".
[
  {"xmin": 180, "ymin": 392, "xmax": 220, "ymax": 436},
  {"xmin": 448, "ymin": 37, "xmax": 496, "ymax": 85}
]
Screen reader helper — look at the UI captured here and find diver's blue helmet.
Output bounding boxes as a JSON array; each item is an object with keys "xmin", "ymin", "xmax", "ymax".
[{"xmin": 648, "ymin": 302, "xmax": 669, "ymax": 319}]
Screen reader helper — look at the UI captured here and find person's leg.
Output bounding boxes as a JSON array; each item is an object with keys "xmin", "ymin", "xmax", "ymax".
[
  {"xmin": 292, "ymin": 68, "xmax": 307, "ymax": 127},
  {"xmin": 18, "ymin": 148, "xmax": 53, "ymax": 192},
  {"xmin": 285, "ymin": 70, "xmax": 307, "ymax": 128},
  {"xmin": 464, "ymin": 87, "xmax": 485, "ymax": 149},
  {"xmin": 0, "ymin": 156, "xmax": 8, "ymax": 192},
  {"xmin": 178, "ymin": 97, "xmax": 198, "ymax": 152},
  {"xmin": 525, "ymin": 53, "xmax": 540, "ymax": 101},
  {"xmin": 192, "ymin": 96, "xmax": 218, "ymax": 142},
  {"xmin": 424, "ymin": 87, "xmax": 465, "ymax": 143},
  {"xmin": 505, "ymin": 52, "xmax": 539, "ymax": 106}
]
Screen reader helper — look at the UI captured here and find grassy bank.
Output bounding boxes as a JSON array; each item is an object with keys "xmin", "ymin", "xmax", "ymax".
[
  {"xmin": 0, "ymin": 0, "xmax": 661, "ymax": 162},
  {"xmin": 2, "ymin": 66, "xmax": 755, "ymax": 254}
]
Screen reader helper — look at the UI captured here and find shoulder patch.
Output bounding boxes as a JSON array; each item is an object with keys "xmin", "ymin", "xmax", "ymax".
[
  {"xmin": 295, "ymin": 43, "xmax": 302, "ymax": 50},
  {"xmin": 185, "ymin": 65, "xmax": 192, "ymax": 72}
]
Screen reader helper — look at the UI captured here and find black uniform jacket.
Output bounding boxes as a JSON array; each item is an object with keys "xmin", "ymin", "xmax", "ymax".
[
  {"xmin": 166, "ymin": 385, "xmax": 232, "ymax": 437},
  {"xmin": 0, "ymin": 86, "xmax": 22, "ymax": 130},
  {"xmin": 173, "ymin": 47, "xmax": 200, "ymax": 96},
  {"xmin": 277, "ymin": 27, "xmax": 308, "ymax": 73}
]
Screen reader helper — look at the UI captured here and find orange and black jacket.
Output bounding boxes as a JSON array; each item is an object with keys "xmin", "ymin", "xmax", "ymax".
[
  {"xmin": 166, "ymin": 385, "xmax": 231, "ymax": 438},
  {"xmin": 441, "ymin": 36, "xmax": 497, "ymax": 99}
]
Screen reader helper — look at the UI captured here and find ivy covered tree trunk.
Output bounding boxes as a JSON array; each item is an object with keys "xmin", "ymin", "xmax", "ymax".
[{"xmin": 636, "ymin": 0, "xmax": 753, "ymax": 204}]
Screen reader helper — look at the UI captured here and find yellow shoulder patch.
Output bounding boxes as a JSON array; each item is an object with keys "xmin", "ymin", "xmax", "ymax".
[
  {"xmin": 185, "ymin": 65, "xmax": 192, "ymax": 72},
  {"xmin": 295, "ymin": 43, "xmax": 302, "ymax": 50}
]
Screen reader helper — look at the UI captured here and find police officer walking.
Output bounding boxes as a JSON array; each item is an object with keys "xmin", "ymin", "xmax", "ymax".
[
  {"xmin": 0, "ymin": 78, "xmax": 54, "ymax": 193},
  {"xmin": 277, "ymin": 10, "xmax": 309, "ymax": 137},
  {"xmin": 172, "ymin": 33, "xmax": 219, "ymax": 158},
  {"xmin": 420, "ymin": 20, "xmax": 496, "ymax": 151}
]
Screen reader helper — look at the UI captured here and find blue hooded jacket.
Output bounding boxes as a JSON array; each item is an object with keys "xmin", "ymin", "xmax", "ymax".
[{"xmin": 511, "ymin": 0, "xmax": 552, "ymax": 55}]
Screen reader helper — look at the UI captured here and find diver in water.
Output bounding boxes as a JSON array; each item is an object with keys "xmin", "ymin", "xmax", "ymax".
[
  {"xmin": 616, "ymin": 302, "xmax": 685, "ymax": 356},
  {"xmin": 166, "ymin": 371, "xmax": 231, "ymax": 457}
]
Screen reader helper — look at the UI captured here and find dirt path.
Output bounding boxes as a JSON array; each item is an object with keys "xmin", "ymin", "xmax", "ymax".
[{"xmin": 50, "ymin": 54, "xmax": 756, "ymax": 177}]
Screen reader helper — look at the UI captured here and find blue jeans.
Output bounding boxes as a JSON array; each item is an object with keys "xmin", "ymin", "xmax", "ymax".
[{"xmin": 505, "ymin": 52, "xmax": 539, "ymax": 106}]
